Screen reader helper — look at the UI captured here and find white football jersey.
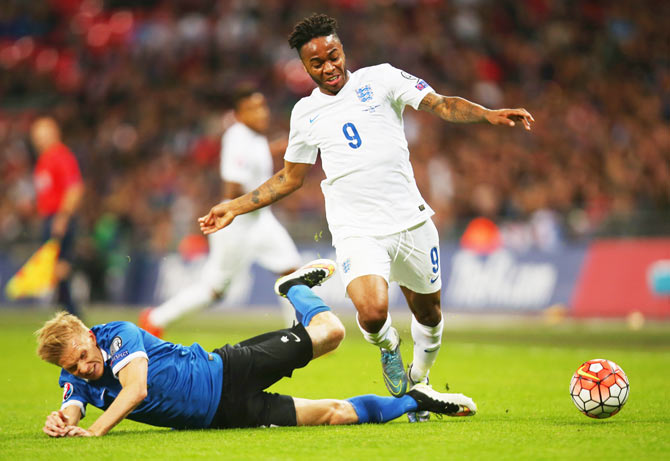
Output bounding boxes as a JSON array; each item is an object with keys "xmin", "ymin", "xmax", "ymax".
[
  {"xmin": 285, "ymin": 63, "xmax": 435, "ymax": 245},
  {"xmin": 220, "ymin": 122, "xmax": 273, "ymax": 194}
]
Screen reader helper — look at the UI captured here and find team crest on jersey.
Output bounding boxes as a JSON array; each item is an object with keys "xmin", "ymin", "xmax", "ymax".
[
  {"xmin": 110, "ymin": 336, "xmax": 122, "ymax": 355},
  {"xmin": 62, "ymin": 382, "xmax": 73, "ymax": 401},
  {"xmin": 356, "ymin": 85, "xmax": 373, "ymax": 102}
]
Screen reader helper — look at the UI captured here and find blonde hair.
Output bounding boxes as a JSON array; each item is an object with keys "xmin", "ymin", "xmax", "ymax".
[{"xmin": 35, "ymin": 311, "xmax": 89, "ymax": 365}]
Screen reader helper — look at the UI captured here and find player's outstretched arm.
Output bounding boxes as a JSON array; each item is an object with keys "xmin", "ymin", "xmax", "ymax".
[
  {"xmin": 418, "ymin": 92, "xmax": 534, "ymax": 130},
  {"xmin": 199, "ymin": 161, "xmax": 312, "ymax": 235},
  {"xmin": 65, "ymin": 357, "xmax": 149, "ymax": 437}
]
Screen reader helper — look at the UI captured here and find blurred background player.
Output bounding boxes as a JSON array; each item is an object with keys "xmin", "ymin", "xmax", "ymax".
[
  {"xmin": 199, "ymin": 14, "xmax": 533, "ymax": 422},
  {"xmin": 140, "ymin": 86, "xmax": 302, "ymax": 338},
  {"xmin": 30, "ymin": 116, "xmax": 84, "ymax": 317}
]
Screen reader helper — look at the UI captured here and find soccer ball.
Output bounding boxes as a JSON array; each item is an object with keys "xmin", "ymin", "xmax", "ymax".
[{"xmin": 569, "ymin": 359, "xmax": 629, "ymax": 419}]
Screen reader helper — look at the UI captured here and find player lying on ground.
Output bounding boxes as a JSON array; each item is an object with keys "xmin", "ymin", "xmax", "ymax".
[{"xmin": 37, "ymin": 260, "xmax": 476, "ymax": 437}]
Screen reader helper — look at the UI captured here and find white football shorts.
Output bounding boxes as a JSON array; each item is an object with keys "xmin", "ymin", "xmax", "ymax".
[
  {"xmin": 334, "ymin": 219, "xmax": 442, "ymax": 294},
  {"xmin": 202, "ymin": 209, "xmax": 302, "ymax": 291}
]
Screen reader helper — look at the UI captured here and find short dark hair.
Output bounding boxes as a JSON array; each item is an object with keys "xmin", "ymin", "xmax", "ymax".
[
  {"xmin": 288, "ymin": 13, "xmax": 338, "ymax": 53},
  {"xmin": 231, "ymin": 83, "xmax": 259, "ymax": 110}
]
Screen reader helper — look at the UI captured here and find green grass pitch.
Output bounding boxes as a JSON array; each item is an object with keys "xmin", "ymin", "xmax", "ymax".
[{"xmin": 0, "ymin": 308, "xmax": 668, "ymax": 460}]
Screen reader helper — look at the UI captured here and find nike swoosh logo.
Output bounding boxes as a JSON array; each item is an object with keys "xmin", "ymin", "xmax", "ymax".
[
  {"xmin": 309, "ymin": 114, "xmax": 320, "ymax": 123},
  {"xmin": 383, "ymin": 372, "xmax": 405, "ymax": 395},
  {"xmin": 289, "ymin": 332, "xmax": 301, "ymax": 343},
  {"xmin": 577, "ymin": 365, "xmax": 599, "ymax": 380},
  {"xmin": 430, "ymin": 275, "xmax": 439, "ymax": 283}
]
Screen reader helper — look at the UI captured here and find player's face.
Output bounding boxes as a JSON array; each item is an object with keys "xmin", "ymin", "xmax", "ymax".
[
  {"xmin": 299, "ymin": 34, "xmax": 347, "ymax": 95},
  {"xmin": 59, "ymin": 330, "xmax": 105, "ymax": 381},
  {"xmin": 236, "ymin": 93, "xmax": 270, "ymax": 134}
]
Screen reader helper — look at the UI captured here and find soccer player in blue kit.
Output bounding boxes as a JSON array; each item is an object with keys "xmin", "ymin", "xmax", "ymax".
[
  {"xmin": 38, "ymin": 260, "xmax": 476, "ymax": 437},
  {"xmin": 199, "ymin": 14, "xmax": 533, "ymax": 422}
]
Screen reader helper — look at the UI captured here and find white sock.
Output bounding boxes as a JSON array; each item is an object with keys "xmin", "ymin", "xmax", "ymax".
[
  {"xmin": 356, "ymin": 313, "xmax": 399, "ymax": 351},
  {"xmin": 149, "ymin": 283, "xmax": 217, "ymax": 328},
  {"xmin": 279, "ymin": 296, "xmax": 296, "ymax": 327},
  {"xmin": 409, "ymin": 314, "xmax": 443, "ymax": 383}
]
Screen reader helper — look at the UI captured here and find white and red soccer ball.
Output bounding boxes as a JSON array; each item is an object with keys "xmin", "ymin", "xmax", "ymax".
[{"xmin": 570, "ymin": 359, "xmax": 629, "ymax": 419}]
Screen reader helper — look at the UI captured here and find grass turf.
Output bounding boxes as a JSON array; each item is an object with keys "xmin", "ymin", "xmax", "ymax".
[{"xmin": 0, "ymin": 308, "xmax": 668, "ymax": 460}]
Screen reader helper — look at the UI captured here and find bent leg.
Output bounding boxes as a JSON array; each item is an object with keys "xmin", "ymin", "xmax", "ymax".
[
  {"xmin": 349, "ymin": 274, "xmax": 407, "ymax": 396},
  {"xmin": 278, "ymin": 261, "xmax": 345, "ymax": 358},
  {"xmin": 348, "ymin": 275, "xmax": 399, "ymax": 350}
]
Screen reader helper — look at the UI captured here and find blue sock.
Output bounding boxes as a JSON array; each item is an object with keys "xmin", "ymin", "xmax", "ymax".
[
  {"xmin": 286, "ymin": 285, "xmax": 331, "ymax": 326},
  {"xmin": 346, "ymin": 394, "xmax": 418, "ymax": 424}
]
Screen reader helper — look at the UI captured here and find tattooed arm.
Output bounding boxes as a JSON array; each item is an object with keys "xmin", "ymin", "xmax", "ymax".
[
  {"xmin": 199, "ymin": 161, "xmax": 311, "ymax": 234},
  {"xmin": 418, "ymin": 92, "xmax": 534, "ymax": 130}
]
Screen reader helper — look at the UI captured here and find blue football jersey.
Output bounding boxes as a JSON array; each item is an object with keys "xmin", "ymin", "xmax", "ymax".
[{"xmin": 58, "ymin": 321, "xmax": 223, "ymax": 429}]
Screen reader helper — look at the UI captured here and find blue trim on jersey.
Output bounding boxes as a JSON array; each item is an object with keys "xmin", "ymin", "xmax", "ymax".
[{"xmin": 58, "ymin": 321, "xmax": 223, "ymax": 429}]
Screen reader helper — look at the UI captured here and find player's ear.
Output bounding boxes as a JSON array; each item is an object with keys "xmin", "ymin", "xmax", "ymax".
[{"xmin": 88, "ymin": 330, "xmax": 97, "ymax": 344}]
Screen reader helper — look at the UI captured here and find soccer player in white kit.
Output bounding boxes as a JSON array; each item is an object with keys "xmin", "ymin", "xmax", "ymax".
[
  {"xmin": 140, "ymin": 87, "xmax": 302, "ymax": 338},
  {"xmin": 199, "ymin": 14, "xmax": 534, "ymax": 421}
]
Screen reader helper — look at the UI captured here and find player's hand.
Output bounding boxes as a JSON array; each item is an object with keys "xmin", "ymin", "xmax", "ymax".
[
  {"xmin": 64, "ymin": 426, "xmax": 93, "ymax": 437},
  {"xmin": 198, "ymin": 203, "xmax": 236, "ymax": 235},
  {"xmin": 43, "ymin": 410, "xmax": 70, "ymax": 437},
  {"xmin": 485, "ymin": 108, "xmax": 534, "ymax": 130}
]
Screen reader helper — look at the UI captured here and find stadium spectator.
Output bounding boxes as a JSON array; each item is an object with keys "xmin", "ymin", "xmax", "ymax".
[
  {"xmin": 198, "ymin": 14, "xmax": 532, "ymax": 423},
  {"xmin": 30, "ymin": 116, "xmax": 84, "ymax": 316},
  {"xmin": 37, "ymin": 260, "xmax": 476, "ymax": 437}
]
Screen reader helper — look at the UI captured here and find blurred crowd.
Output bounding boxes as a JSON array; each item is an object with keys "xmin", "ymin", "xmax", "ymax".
[{"xmin": 1, "ymin": 0, "xmax": 669, "ymax": 270}]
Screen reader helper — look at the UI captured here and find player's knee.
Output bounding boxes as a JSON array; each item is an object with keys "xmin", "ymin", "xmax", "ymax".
[
  {"xmin": 326, "ymin": 320, "xmax": 345, "ymax": 349},
  {"xmin": 414, "ymin": 306, "xmax": 441, "ymax": 327},
  {"xmin": 307, "ymin": 312, "xmax": 345, "ymax": 355},
  {"xmin": 357, "ymin": 302, "xmax": 389, "ymax": 332},
  {"xmin": 411, "ymin": 296, "xmax": 442, "ymax": 326},
  {"xmin": 321, "ymin": 314, "xmax": 345, "ymax": 352}
]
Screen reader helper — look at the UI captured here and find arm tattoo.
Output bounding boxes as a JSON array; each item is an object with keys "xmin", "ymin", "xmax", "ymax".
[
  {"xmin": 248, "ymin": 172, "xmax": 290, "ymax": 208},
  {"xmin": 267, "ymin": 184, "xmax": 288, "ymax": 202},
  {"xmin": 420, "ymin": 93, "xmax": 486, "ymax": 123}
]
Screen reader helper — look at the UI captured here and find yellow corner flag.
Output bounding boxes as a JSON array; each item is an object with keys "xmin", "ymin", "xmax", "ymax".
[{"xmin": 5, "ymin": 239, "xmax": 61, "ymax": 300}]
